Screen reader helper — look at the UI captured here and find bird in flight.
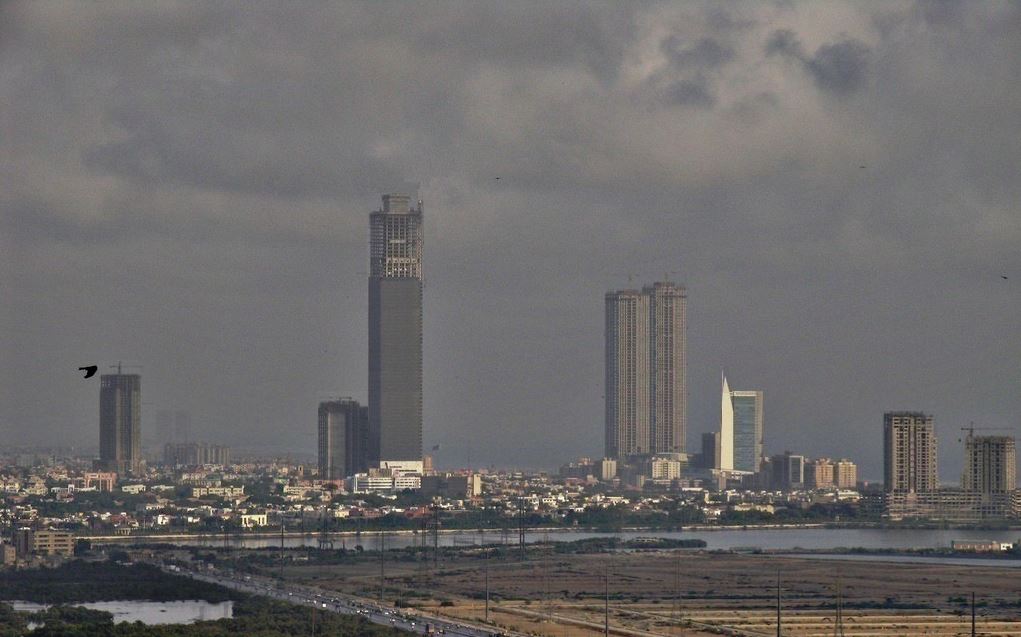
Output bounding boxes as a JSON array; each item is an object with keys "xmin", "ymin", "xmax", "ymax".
[
  {"xmin": 78, "ymin": 365, "xmax": 98, "ymax": 379},
  {"xmin": 1002, "ymin": 275, "xmax": 1009, "ymax": 280}
]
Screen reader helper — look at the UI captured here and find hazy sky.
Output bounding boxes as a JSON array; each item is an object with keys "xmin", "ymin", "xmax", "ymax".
[{"xmin": 2, "ymin": 1, "xmax": 1019, "ymax": 480}]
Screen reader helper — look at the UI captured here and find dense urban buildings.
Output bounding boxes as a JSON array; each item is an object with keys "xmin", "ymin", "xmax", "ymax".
[
  {"xmin": 368, "ymin": 194, "xmax": 424, "ymax": 467},
  {"xmin": 883, "ymin": 411, "xmax": 939, "ymax": 493},
  {"xmin": 318, "ymin": 399, "xmax": 370, "ymax": 480},
  {"xmin": 163, "ymin": 442, "xmax": 231, "ymax": 467},
  {"xmin": 98, "ymin": 371, "xmax": 141, "ymax": 474},
  {"xmin": 604, "ymin": 282, "xmax": 686, "ymax": 459},
  {"xmin": 719, "ymin": 375, "xmax": 763, "ymax": 473},
  {"xmin": 962, "ymin": 434, "xmax": 1016, "ymax": 494}
]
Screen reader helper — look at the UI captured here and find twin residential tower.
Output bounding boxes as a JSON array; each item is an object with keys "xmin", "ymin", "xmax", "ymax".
[{"xmin": 605, "ymin": 282, "xmax": 687, "ymax": 458}]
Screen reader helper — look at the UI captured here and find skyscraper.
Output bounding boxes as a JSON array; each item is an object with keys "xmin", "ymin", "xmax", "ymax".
[
  {"xmin": 318, "ymin": 399, "xmax": 370, "ymax": 480},
  {"xmin": 368, "ymin": 194, "xmax": 423, "ymax": 466},
  {"xmin": 604, "ymin": 282, "xmax": 686, "ymax": 459},
  {"xmin": 962, "ymin": 434, "xmax": 1016, "ymax": 494},
  {"xmin": 719, "ymin": 375, "xmax": 763, "ymax": 473},
  {"xmin": 883, "ymin": 411, "xmax": 938, "ymax": 493},
  {"xmin": 99, "ymin": 372, "xmax": 141, "ymax": 474}
]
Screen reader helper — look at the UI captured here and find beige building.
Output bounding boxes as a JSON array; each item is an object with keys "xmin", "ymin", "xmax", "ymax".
[
  {"xmin": 962, "ymin": 435, "xmax": 1016, "ymax": 494},
  {"xmin": 883, "ymin": 412, "xmax": 938, "ymax": 493},
  {"xmin": 15, "ymin": 529, "xmax": 74, "ymax": 557},
  {"xmin": 805, "ymin": 458, "xmax": 834, "ymax": 489},
  {"xmin": 834, "ymin": 459, "xmax": 858, "ymax": 488},
  {"xmin": 83, "ymin": 472, "xmax": 117, "ymax": 492}
]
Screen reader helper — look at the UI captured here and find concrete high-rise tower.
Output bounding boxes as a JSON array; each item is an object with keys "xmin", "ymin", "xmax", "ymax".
[
  {"xmin": 962, "ymin": 434, "xmax": 1016, "ymax": 494},
  {"xmin": 318, "ymin": 399, "xmax": 370, "ymax": 480},
  {"xmin": 605, "ymin": 290, "xmax": 650, "ymax": 458},
  {"xmin": 883, "ymin": 412, "xmax": 938, "ymax": 493},
  {"xmin": 604, "ymin": 282, "xmax": 686, "ymax": 459},
  {"xmin": 99, "ymin": 372, "xmax": 141, "ymax": 474},
  {"xmin": 368, "ymin": 194, "xmax": 423, "ymax": 466}
]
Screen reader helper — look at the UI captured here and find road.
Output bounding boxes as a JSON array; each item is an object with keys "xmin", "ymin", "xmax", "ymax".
[{"xmin": 161, "ymin": 564, "xmax": 522, "ymax": 637}]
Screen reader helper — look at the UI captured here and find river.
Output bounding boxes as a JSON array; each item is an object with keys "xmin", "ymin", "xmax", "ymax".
[
  {"xmin": 6, "ymin": 600, "xmax": 233, "ymax": 624},
  {"xmin": 102, "ymin": 526, "xmax": 1021, "ymax": 551}
]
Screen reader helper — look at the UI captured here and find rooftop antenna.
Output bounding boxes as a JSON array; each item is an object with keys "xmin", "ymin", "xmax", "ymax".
[{"xmin": 109, "ymin": 361, "xmax": 143, "ymax": 375}]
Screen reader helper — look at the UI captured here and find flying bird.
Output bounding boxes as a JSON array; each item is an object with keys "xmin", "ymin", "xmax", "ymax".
[
  {"xmin": 78, "ymin": 365, "xmax": 98, "ymax": 379},
  {"xmin": 494, "ymin": 176, "xmax": 500, "ymax": 180},
  {"xmin": 1002, "ymin": 275, "xmax": 1009, "ymax": 280}
]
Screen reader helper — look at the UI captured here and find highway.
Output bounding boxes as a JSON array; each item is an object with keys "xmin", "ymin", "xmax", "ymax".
[{"xmin": 161, "ymin": 564, "xmax": 520, "ymax": 637}]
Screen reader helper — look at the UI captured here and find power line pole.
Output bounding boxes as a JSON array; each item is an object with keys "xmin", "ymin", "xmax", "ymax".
[
  {"xmin": 776, "ymin": 569, "xmax": 782, "ymax": 637},
  {"xmin": 972, "ymin": 591, "xmax": 976, "ymax": 637},
  {"xmin": 833, "ymin": 577, "xmax": 845, "ymax": 637},
  {"xmin": 379, "ymin": 529, "xmax": 385, "ymax": 602},
  {"xmin": 604, "ymin": 566, "xmax": 609, "ymax": 637}
]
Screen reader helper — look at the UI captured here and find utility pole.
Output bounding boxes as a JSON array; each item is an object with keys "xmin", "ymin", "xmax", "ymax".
[
  {"xmin": 517, "ymin": 498, "xmax": 526, "ymax": 561},
  {"xmin": 972, "ymin": 591, "xmax": 976, "ymax": 637},
  {"xmin": 484, "ymin": 545, "xmax": 490, "ymax": 622},
  {"xmin": 833, "ymin": 577, "xmax": 845, "ymax": 637},
  {"xmin": 776, "ymin": 569, "xmax": 782, "ymax": 637},
  {"xmin": 278, "ymin": 519, "xmax": 285, "ymax": 581},
  {"xmin": 379, "ymin": 529, "xmax": 385, "ymax": 602},
  {"xmin": 604, "ymin": 567, "xmax": 609, "ymax": 637}
]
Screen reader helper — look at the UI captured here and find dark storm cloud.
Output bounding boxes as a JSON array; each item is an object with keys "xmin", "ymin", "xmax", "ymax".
[
  {"xmin": 766, "ymin": 29, "xmax": 871, "ymax": 95},
  {"xmin": 662, "ymin": 36, "xmax": 734, "ymax": 69},
  {"xmin": 2, "ymin": 2, "xmax": 1019, "ymax": 479},
  {"xmin": 662, "ymin": 77, "xmax": 716, "ymax": 108}
]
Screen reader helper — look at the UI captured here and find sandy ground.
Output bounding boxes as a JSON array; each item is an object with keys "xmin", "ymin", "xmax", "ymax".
[{"xmin": 257, "ymin": 548, "xmax": 1021, "ymax": 636}]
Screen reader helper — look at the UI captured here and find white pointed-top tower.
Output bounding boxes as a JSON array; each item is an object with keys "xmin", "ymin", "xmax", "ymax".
[{"xmin": 720, "ymin": 373, "xmax": 734, "ymax": 471}]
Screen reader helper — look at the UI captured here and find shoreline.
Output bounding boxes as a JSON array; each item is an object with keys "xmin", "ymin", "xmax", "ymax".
[{"xmin": 83, "ymin": 521, "xmax": 1021, "ymax": 544}]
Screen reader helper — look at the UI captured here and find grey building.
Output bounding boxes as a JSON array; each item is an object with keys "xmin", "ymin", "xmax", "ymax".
[
  {"xmin": 700, "ymin": 431, "xmax": 720, "ymax": 469},
  {"xmin": 883, "ymin": 411, "xmax": 939, "ymax": 493},
  {"xmin": 962, "ymin": 434, "xmax": 1016, "ymax": 494},
  {"xmin": 604, "ymin": 282, "xmax": 686, "ymax": 459},
  {"xmin": 318, "ymin": 399, "xmax": 370, "ymax": 479},
  {"xmin": 764, "ymin": 451, "xmax": 805, "ymax": 490},
  {"xmin": 368, "ymin": 194, "xmax": 424, "ymax": 465},
  {"xmin": 99, "ymin": 372, "xmax": 141, "ymax": 474}
]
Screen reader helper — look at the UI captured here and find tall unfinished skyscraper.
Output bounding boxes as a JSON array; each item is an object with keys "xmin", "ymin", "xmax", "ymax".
[
  {"xmin": 605, "ymin": 282, "xmax": 686, "ymax": 459},
  {"xmin": 99, "ymin": 372, "xmax": 141, "ymax": 474},
  {"xmin": 962, "ymin": 434, "xmax": 1016, "ymax": 494},
  {"xmin": 883, "ymin": 412, "xmax": 938, "ymax": 493},
  {"xmin": 368, "ymin": 194, "xmax": 423, "ymax": 466}
]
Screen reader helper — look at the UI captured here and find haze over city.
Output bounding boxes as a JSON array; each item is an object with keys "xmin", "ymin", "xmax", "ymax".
[{"xmin": 3, "ymin": 2, "xmax": 1020, "ymax": 480}]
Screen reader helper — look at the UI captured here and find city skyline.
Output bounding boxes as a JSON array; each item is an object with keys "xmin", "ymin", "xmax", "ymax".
[{"xmin": 3, "ymin": 3, "xmax": 1020, "ymax": 480}]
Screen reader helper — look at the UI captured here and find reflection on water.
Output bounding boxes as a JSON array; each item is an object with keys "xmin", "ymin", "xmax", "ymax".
[
  {"xmin": 114, "ymin": 526, "xmax": 1021, "ymax": 552},
  {"xmin": 6, "ymin": 600, "xmax": 233, "ymax": 625}
]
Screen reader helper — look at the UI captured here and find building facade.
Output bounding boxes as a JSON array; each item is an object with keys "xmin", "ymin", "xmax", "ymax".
[
  {"xmin": 368, "ymin": 194, "xmax": 424, "ymax": 466},
  {"xmin": 834, "ymin": 459, "xmax": 858, "ymax": 488},
  {"xmin": 805, "ymin": 458, "xmax": 835, "ymax": 489},
  {"xmin": 99, "ymin": 373, "xmax": 141, "ymax": 474},
  {"xmin": 604, "ymin": 282, "xmax": 686, "ymax": 458},
  {"xmin": 962, "ymin": 434, "xmax": 1016, "ymax": 494},
  {"xmin": 163, "ymin": 443, "xmax": 231, "ymax": 466},
  {"xmin": 318, "ymin": 399, "xmax": 370, "ymax": 480},
  {"xmin": 883, "ymin": 412, "xmax": 938, "ymax": 493},
  {"xmin": 720, "ymin": 375, "xmax": 763, "ymax": 473}
]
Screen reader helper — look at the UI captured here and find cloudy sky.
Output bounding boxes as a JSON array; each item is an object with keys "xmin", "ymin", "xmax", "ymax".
[{"xmin": 2, "ymin": 1, "xmax": 1019, "ymax": 479}]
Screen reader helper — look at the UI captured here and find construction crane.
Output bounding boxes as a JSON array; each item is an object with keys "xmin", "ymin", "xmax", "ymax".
[
  {"xmin": 109, "ymin": 361, "xmax": 143, "ymax": 375},
  {"xmin": 958, "ymin": 423, "xmax": 1013, "ymax": 443}
]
